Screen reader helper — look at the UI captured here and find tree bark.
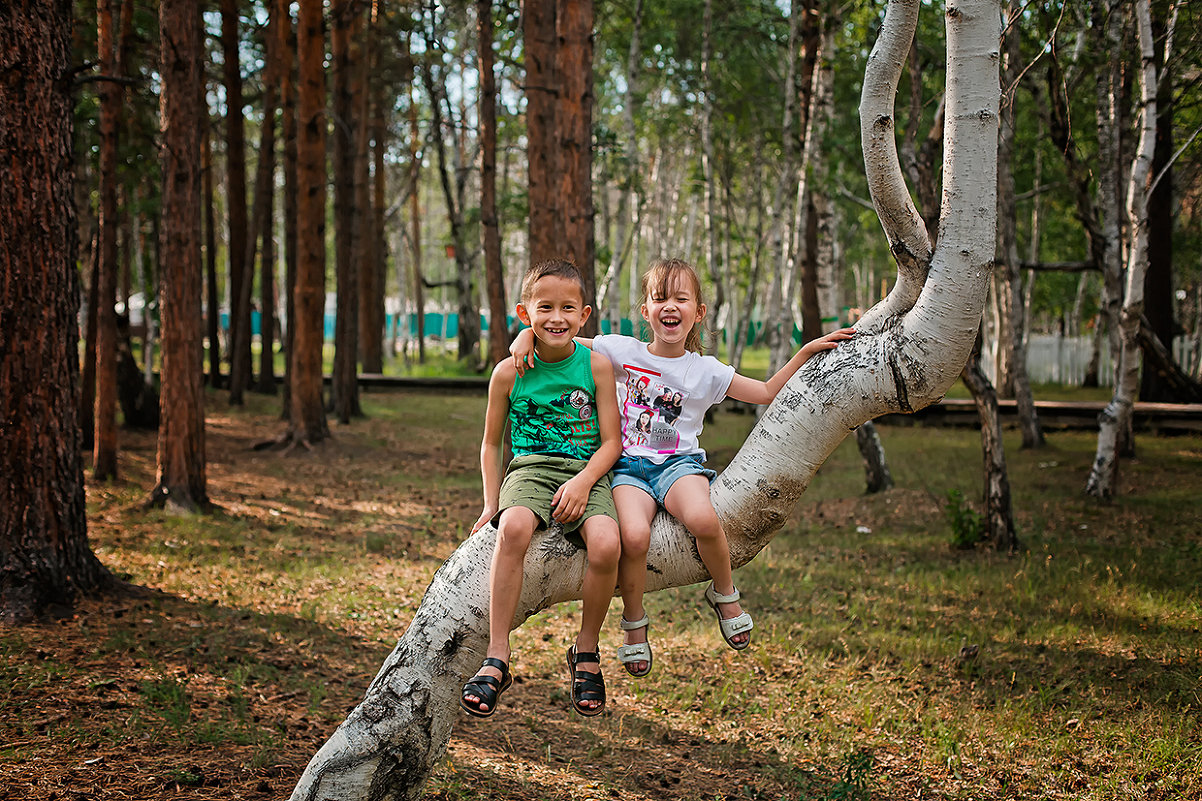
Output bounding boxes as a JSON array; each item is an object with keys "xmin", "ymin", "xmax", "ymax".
[
  {"xmin": 405, "ymin": 52, "xmax": 426, "ymax": 364},
  {"xmin": 1086, "ymin": 0, "xmax": 1156, "ymax": 500},
  {"xmin": 557, "ymin": 0, "xmax": 597, "ymax": 331},
  {"xmin": 255, "ymin": 2, "xmax": 285, "ymax": 396},
  {"xmin": 699, "ymin": 0, "xmax": 725, "ymax": 355},
  {"xmin": 223, "ymin": 0, "xmax": 252, "ymax": 403},
  {"xmin": 288, "ymin": 0, "xmax": 1002, "ymax": 797},
  {"xmin": 1, "ymin": 0, "xmax": 111, "ymax": 622},
  {"xmin": 478, "ymin": 0, "xmax": 509, "ymax": 366},
  {"xmin": 996, "ymin": 1, "xmax": 1043, "ymax": 447},
  {"xmin": 524, "ymin": 0, "xmax": 562, "ymax": 269},
  {"xmin": 289, "ymin": 0, "xmax": 330, "ymax": 446},
  {"xmin": 360, "ymin": 3, "xmax": 387, "ymax": 375},
  {"xmin": 152, "ymin": 0, "xmax": 208, "ymax": 512},
  {"xmin": 94, "ymin": 0, "xmax": 121, "ymax": 480},
  {"xmin": 280, "ymin": 0, "xmax": 298, "ymax": 418},
  {"xmin": 960, "ymin": 330, "xmax": 1019, "ymax": 551},
  {"xmin": 203, "ymin": 125, "xmax": 222, "ymax": 388},
  {"xmin": 330, "ymin": 0, "xmax": 363, "ymax": 422}
]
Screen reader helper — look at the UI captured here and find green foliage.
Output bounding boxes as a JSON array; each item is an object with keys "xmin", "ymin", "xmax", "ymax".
[{"xmin": 944, "ymin": 488, "xmax": 985, "ymax": 549}]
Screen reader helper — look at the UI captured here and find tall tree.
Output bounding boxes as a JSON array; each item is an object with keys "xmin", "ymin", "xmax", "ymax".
[
  {"xmin": 329, "ymin": 0, "xmax": 363, "ymax": 422},
  {"xmin": 478, "ymin": 0, "xmax": 509, "ymax": 366},
  {"xmin": 1087, "ymin": 0, "xmax": 1158, "ymax": 499},
  {"xmin": 1, "ymin": 0, "xmax": 111, "ymax": 622},
  {"xmin": 288, "ymin": 0, "xmax": 1002, "ymax": 796},
  {"xmin": 280, "ymin": 0, "xmax": 299, "ymax": 417},
  {"xmin": 558, "ymin": 0, "xmax": 597, "ymax": 330},
  {"xmin": 254, "ymin": 2, "xmax": 286, "ymax": 396},
  {"xmin": 203, "ymin": 125, "xmax": 222, "ymax": 388},
  {"xmin": 288, "ymin": 0, "xmax": 330, "ymax": 446},
  {"xmin": 93, "ymin": 0, "xmax": 121, "ymax": 480},
  {"xmin": 524, "ymin": 0, "xmax": 563, "ymax": 268},
  {"xmin": 223, "ymin": 0, "xmax": 252, "ymax": 403},
  {"xmin": 152, "ymin": 0, "xmax": 207, "ymax": 512},
  {"xmin": 360, "ymin": 1, "xmax": 387, "ymax": 375}
]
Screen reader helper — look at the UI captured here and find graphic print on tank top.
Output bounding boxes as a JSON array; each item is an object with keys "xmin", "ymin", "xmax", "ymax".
[
  {"xmin": 510, "ymin": 388, "xmax": 597, "ymax": 460},
  {"xmin": 620, "ymin": 365, "xmax": 688, "ymax": 454}
]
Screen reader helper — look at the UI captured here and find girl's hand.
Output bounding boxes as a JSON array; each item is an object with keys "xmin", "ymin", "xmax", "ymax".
[
  {"xmin": 471, "ymin": 504, "xmax": 499, "ymax": 534},
  {"xmin": 510, "ymin": 328, "xmax": 536, "ymax": 377},
  {"xmin": 799, "ymin": 327, "xmax": 855, "ymax": 360},
  {"xmin": 550, "ymin": 475, "xmax": 591, "ymax": 523}
]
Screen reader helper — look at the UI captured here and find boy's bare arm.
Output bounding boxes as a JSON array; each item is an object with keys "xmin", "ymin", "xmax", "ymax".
[
  {"xmin": 550, "ymin": 352, "xmax": 621, "ymax": 522},
  {"xmin": 727, "ymin": 327, "xmax": 856, "ymax": 405},
  {"xmin": 472, "ymin": 361, "xmax": 516, "ymax": 533},
  {"xmin": 510, "ymin": 328, "xmax": 595, "ymax": 376}
]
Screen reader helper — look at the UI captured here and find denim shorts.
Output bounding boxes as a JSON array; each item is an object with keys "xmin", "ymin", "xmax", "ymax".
[{"xmin": 611, "ymin": 453, "xmax": 716, "ymax": 506}]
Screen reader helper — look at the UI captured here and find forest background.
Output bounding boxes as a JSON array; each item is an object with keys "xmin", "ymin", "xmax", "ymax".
[{"xmin": 3, "ymin": 0, "xmax": 1202, "ymax": 798}]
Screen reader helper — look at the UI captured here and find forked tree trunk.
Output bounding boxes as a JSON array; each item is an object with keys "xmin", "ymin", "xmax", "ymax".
[
  {"xmin": 288, "ymin": 0, "xmax": 1002, "ymax": 798},
  {"xmin": 1, "ymin": 0, "xmax": 111, "ymax": 623},
  {"xmin": 152, "ymin": 0, "xmax": 207, "ymax": 512},
  {"xmin": 1086, "ymin": 0, "xmax": 1156, "ymax": 500}
]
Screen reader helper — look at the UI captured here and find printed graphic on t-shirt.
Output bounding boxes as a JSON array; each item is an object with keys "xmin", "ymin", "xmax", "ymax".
[
  {"xmin": 510, "ymin": 388, "xmax": 597, "ymax": 460},
  {"xmin": 620, "ymin": 365, "xmax": 688, "ymax": 454}
]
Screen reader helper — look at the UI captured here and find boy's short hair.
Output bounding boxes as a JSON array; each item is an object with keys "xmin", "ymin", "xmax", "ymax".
[{"xmin": 521, "ymin": 259, "xmax": 586, "ymax": 304}]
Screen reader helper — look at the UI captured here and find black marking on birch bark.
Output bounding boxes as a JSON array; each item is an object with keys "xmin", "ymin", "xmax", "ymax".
[
  {"xmin": 873, "ymin": 114, "xmax": 893, "ymax": 132},
  {"xmin": 886, "ymin": 350, "xmax": 913, "ymax": 413},
  {"xmin": 440, "ymin": 628, "xmax": 467, "ymax": 659}
]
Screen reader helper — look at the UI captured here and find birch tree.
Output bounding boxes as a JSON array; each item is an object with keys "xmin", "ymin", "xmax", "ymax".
[
  {"xmin": 1086, "ymin": 0, "xmax": 1157, "ymax": 500},
  {"xmin": 287, "ymin": 0, "xmax": 1001, "ymax": 797}
]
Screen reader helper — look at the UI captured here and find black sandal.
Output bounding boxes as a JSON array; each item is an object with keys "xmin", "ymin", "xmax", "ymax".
[
  {"xmin": 565, "ymin": 645, "xmax": 606, "ymax": 717},
  {"xmin": 460, "ymin": 657, "xmax": 513, "ymax": 718}
]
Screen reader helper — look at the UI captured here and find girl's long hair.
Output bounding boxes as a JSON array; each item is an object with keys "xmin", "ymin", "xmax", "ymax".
[{"xmin": 640, "ymin": 258, "xmax": 708, "ymax": 354}]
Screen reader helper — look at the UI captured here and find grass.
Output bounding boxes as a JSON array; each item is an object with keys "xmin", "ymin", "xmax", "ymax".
[{"xmin": 2, "ymin": 386, "xmax": 1199, "ymax": 800}]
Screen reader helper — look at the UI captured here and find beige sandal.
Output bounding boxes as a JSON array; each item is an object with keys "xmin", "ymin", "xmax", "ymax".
[
  {"xmin": 704, "ymin": 583, "xmax": 753, "ymax": 650},
  {"xmin": 615, "ymin": 614, "xmax": 653, "ymax": 677}
]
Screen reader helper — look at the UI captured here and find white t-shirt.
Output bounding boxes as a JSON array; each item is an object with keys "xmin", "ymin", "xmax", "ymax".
[{"xmin": 593, "ymin": 334, "xmax": 736, "ymax": 463}]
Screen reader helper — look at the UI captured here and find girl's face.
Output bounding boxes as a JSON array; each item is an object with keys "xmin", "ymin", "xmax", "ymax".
[{"xmin": 641, "ymin": 273, "xmax": 705, "ymax": 354}]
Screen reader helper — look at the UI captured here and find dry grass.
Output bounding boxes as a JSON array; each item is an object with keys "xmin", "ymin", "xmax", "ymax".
[{"xmin": 1, "ymin": 387, "xmax": 1199, "ymax": 801}]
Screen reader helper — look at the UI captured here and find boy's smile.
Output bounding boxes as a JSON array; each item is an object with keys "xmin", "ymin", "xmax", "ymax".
[{"xmin": 517, "ymin": 275, "xmax": 591, "ymax": 361}]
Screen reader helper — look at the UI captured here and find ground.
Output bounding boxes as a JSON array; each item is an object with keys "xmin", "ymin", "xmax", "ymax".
[{"xmin": 1, "ymin": 388, "xmax": 1199, "ymax": 800}]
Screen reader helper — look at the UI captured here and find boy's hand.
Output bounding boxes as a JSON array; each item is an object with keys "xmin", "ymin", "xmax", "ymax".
[
  {"xmin": 799, "ymin": 327, "xmax": 855, "ymax": 360},
  {"xmin": 471, "ymin": 504, "xmax": 499, "ymax": 534},
  {"xmin": 550, "ymin": 475, "xmax": 592, "ymax": 523},
  {"xmin": 510, "ymin": 328, "xmax": 536, "ymax": 377}
]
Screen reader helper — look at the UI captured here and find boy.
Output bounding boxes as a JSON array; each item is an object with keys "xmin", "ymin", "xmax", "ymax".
[{"xmin": 461, "ymin": 259, "xmax": 622, "ymax": 718}]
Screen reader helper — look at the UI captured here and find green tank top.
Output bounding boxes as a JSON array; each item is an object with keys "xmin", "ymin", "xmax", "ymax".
[{"xmin": 508, "ymin": 343, "xmax": 600, "ymax": 460}]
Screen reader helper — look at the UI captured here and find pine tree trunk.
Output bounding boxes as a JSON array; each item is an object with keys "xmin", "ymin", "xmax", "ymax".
[
  {"xmin": 478, "ymin": 0, "xmax": 509, "ymax": 366},
  {"xmin": 352, "ymin": 10, "xmax": 375, "ymax": 374},
  {"xmin": 290, "ymin": 0, "xmax": 330, "ymax": 445},
  {"xmin": 1, "ymin": 0, "xmax": 111, "ymax": 622},
  {"xmin": 280, "ymin": 0, "xmax": 298, "ymax": 417},
  {"xmin": 223, "ymin": 0, "xmax": 252, "ymax": 403},
  {"xmin": 203, "ymin": 130, "xmax": 222, "ymax": 388},
  {"xmin": 524, "ymin": 0, "xmax": 562, "ymax": 269},
  {"xmin": 152, "ymin": 0, "xmax": 208, "ymax": 512},
  {"xmin": 330, "ymin": 0, "xmax": 362, "ymax": 422},
  {"xmin": 288, "ymin": 1, "xmax": 1002, "ymax": 796},
  {"xmin": 360, "ymin": 5, "xmax": 386, "ymax": 375},
  {"xmin": 558, "ymin": 0, "xmax": 596, "ymax": 331},
  {"xmin": 94, "ymin": 0, "xmax": 121, "ymax": 480},
  {"xmin": 255, "ymin": 4, "xmax": 283, "ymax": 396}
]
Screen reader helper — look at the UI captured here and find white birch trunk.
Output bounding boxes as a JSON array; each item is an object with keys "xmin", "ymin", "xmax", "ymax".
[
  {"xmin": 288, "ymin": 1, "xmax": 1001, "ymax": 798},
  {"xmin": 1086, "ymin": 0, "xmax": 1156, "ymax": 499}
]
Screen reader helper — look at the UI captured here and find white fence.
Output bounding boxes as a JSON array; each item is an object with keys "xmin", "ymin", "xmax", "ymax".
[{"xmin": 983, "ymin": 334, "xmax": 1201, "ymax": 387}]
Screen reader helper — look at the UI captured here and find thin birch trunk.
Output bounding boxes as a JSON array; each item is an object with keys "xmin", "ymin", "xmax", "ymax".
[{"xmin": 1087, "ymin": 0, "xmax": 1156, "ymax": 500}]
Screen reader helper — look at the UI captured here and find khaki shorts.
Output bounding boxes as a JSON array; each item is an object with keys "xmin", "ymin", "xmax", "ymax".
[{"xmin": 495, "ymin": 454, "xmax": 617, "ymax": 547}]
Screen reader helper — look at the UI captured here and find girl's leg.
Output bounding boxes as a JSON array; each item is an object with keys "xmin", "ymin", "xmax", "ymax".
[
  {"xmin": 663, "ymin": 475, "xmax": 750, "ymax": 647},
  {"xmin": 574, "ymin": 513, "xmax": 621, "ymax": 711},
  {"xmin": 614, "ymin": 485, "xmax": 658, "ymax": 673},
  {"xmin": 464, "ymin": 505, "xmax": 537, "ymax": 712}
]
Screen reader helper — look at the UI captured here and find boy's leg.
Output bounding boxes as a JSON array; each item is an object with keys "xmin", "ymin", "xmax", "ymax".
[
  {"xmin": 663, "ymin": 475, "xmax": 749, "ymax": 647},
  {"xmin": 613, "ymin": 484, "xmax": 657, "ymax": 672},
  {"xmin": 464, "ymin": 505, "xmax": 538, "ymax": 712},
  {"xmin": 574, "ymin": 513, "xmax": 621, "ymax": 711}
]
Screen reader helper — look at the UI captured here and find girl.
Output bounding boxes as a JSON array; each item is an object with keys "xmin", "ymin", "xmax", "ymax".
[{"xmin": 513, "ymin": 258, "xmax": 853, "ymax": 677}]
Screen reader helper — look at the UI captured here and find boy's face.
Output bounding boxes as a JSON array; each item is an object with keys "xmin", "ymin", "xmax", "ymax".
[{"xmin": 516, "ymin": 275, "xmax": 590, "ymax": 350}]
